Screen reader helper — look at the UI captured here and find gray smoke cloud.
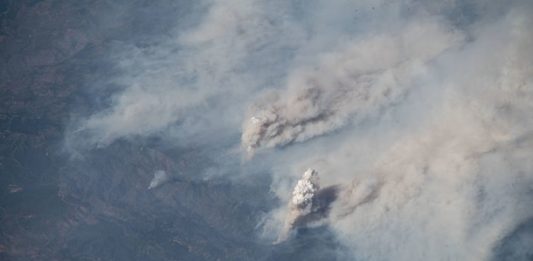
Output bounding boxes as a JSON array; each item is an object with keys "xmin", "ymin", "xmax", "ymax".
[
  {"xmin": 69, "ymin": 0, "xmax": 533, "ymax": 260},
  {"xmin": 242, "ymin": 20, "xmax": 463, "ymax": 156}
]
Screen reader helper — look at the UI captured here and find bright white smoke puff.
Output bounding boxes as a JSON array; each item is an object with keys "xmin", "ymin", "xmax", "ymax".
[
  {"xmin": 148, "ymin": 170, "xmax": 169, "ymax": 190},
  {"xmin": 276, "ymin": 168, "xmax": 381, "ymax": 242},
  {"xmin": 291, "ymin": 168, "xmax": 320, "ymax": 210},
  {"xmin": 276, "ymin": 168, "xmax": 320, "ymax": 242},
  {"xmin": 242, "ymin": 21, "xmax": 462, "ymax": 156}
]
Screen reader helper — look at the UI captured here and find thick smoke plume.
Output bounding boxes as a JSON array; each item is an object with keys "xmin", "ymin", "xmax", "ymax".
[
  {"xmin": 277, "ymin": 168, "xmax": 339, "ymax": 242},
  {"xmin": 242, "ymin": 21, "xmax": 462, "ymax": 156},
  {"xmin": 276, "ymin": 168, "xmax": 381, "ymax": 242},
  {"xmin": 291, "ymin": 168, "xmax": 320, "ymax": 210}
]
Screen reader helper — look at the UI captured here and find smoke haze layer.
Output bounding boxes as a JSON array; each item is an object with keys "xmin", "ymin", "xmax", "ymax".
[{"xmin": 69, "ymin": 0, "xmax": 533, "ymax": 260}]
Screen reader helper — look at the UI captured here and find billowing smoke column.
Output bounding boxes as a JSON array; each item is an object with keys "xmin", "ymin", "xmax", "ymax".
[
  {"xmin": 291, "ymin": 168, "xmax": 320, "ymax": 212},
  {"xmin": 242, "ymin": 22, "xmax": 462, "ymax": 156},
  {"xmin": 148, "ymin": 170, "xmax": 170, "ymax": 190},
  {"xmin": 276, "ymin": 168, "xmax": 380, "ymax": 243},
  {"xmin": 277, "ymin": 168, "xmax": 319, "ymax": 242},
  {"xmin": 277, "ymin": 168, "xmax": 338, "ymax": 242}
]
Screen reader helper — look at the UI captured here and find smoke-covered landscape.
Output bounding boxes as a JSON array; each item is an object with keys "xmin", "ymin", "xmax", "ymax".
[{"xmin": 1, "ymin": 0, "xmax": 532, "ymax": 260}]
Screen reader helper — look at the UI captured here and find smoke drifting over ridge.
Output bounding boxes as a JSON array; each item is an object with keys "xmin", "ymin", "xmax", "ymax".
[{"xmin": 70, "ymin": 0, "xmax": 533, "ymax": 260}]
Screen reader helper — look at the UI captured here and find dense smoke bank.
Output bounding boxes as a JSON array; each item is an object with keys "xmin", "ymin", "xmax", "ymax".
[{"xmin": 241, "ymin": 20, "xmax": 462, "ymax": 156}]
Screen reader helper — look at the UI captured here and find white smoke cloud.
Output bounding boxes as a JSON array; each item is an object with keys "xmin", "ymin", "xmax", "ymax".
[
  {"xmin": 291, "ymin": 168, "xmax": 320, "ymax": 209},
  {"xmin": 276, "ymin": 168, "xmax": 321, "ymax": 242},
  {"xmin": 148, "ymin": 170, "xmax": 170, "ymax": 190}
]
